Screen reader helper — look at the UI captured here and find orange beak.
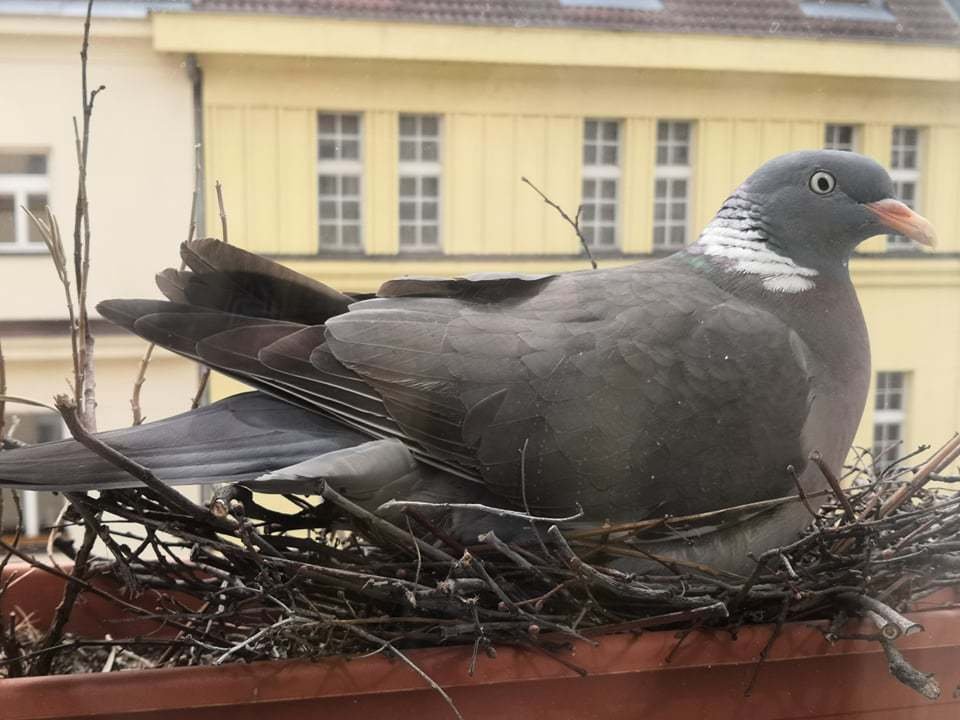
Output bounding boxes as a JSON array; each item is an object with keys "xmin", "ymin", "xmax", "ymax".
[{"xmin": 864, "ymin": 198, "xmax": 937, "ymax": 247}]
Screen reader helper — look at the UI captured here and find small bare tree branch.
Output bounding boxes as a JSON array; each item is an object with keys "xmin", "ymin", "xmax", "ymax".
[
  {"xmin": 69, "ymin": 0, "xmax": 103, "ymax": 431},
  {"xmin": 132, "ymin": 143, "xmax": 204, "ymax": 423},
  {"xmin": 521, "ymin": 176, "xmax": 596, "ymax": 270}
]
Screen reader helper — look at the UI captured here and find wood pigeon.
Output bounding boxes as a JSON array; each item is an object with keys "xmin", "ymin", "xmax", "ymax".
[{"xmin": 0, "ymin": 150, "xmax": 936, "ymax": 574}]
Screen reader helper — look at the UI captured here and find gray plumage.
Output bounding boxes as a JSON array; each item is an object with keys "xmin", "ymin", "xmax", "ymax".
[{"xmin": 0, "ymin": 150, "xmax": 936, "ymax": 573}]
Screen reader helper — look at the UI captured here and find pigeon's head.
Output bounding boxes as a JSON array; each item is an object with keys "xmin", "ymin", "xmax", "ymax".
[{"xmin": 739, "ymin": 150, "xmax": 936, "ymax": 267}]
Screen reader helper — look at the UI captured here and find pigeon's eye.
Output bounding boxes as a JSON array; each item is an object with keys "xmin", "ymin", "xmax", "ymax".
[{"xmin": 809, "ymin": 170, "xmax": 836, "ymax": 195}]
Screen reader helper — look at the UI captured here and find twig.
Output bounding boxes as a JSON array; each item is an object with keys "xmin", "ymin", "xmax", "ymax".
[
  {"xmin": 29, "ymin": 520, "xmax": 96, "ymax": 675},
  {"xmin": 881, "ymin": 639, "xmax": 941, "ymax": 700},
  {"xmin": 0, "ymin": 491, "xmax": 23, "ymax": 584},
  {"xmin": 215, "ymin": 180, "xmax": 228, "ymax": 244},
  {"xmin": 187, "ymin": 175, "xmax": 226, "ymax": 409},
  {"xmin": 378, "ymin": 499, "xmax": 584, "ymax": 524},
  {"xmin": 837, "ymin": 592, "xmax": 923, "ymax": 639},
  {"xmin": 341, "ymin": 624, "xmax": 464, "ymax": 720},
  {"xmin": 130, "ymin": 344, "xmax": 155, "ymax": 425},
  {"xmin": 71, "ymin": 0, "xmax": 103, "ymax": 431},
  {"xmin": 316, "ymin": 481, "xmax": 454, "ymax": 564},
  {"xmin": 190, "ymin": 367, "xmax": 209, "ymax": 410},
  {"xmin": 0, "ymin": 339, "xmax": 6, "ymax": 442},
  {"xmin": 521, "ymin": 176, "xmax": 596, "ymax": 269},
  {"xmin": 744, "ymin": 597, "xmax": 790, "ymax": 696},
  {"xmin": 880, "ymin": 435, "xmax": 960, "ymax": 517},
  {"xmin": 810, "ymin": 451, "xmax": 856, "ymax": 523},
  {"xmin": 132, "ymin": 143, "xmax": 204, "ymax": 423}
]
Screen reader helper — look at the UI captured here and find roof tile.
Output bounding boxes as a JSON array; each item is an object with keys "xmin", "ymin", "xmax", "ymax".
[{"xmin": 190, "ymin": 0, "xmax": 960, "ymax": 45}]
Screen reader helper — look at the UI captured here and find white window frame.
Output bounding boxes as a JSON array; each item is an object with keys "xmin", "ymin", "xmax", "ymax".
[
  {"xmin": 0, "ymin": 153, "xmax": 49, "ymax": 254},
  {"xmin": 872, "ymin": 371, "xmax": 907, "ymax": 465},
  {"xmin": 653, "ymin": 120, "xmax": 693, "ymax": 250},
  {"xmin": 317, "ymin": 113, "xmax": 364, "ymax": 252},
  {"xmin": 1, "ymin": 412, "xmax": 65, "ymax": 536},
  {"xmin": 823, "ymin": 123, "xmax": 859, "ymax": 152},
  {"xmin": 581, "ymin": 118, "xmax": 622, "ymax": 250},
  {"xmin": 887, "ymin": 126, "xmax": 922, "ymax": 251},
  {"xmin": 398, "ymin": 114, "xmax": 442, "ymax": 252}
]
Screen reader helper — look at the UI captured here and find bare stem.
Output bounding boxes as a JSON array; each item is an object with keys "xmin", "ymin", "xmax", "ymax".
[
  {"xmin": 70, "ymin": 0, "xmax": 103, "ymax": 431},
  {"xmin": 521, "ymin": 176, "xmax": 596, "ymax": 269},
  {"xmin": 215, "ymin": 180, "xmax": 228, "ymax": 244}
]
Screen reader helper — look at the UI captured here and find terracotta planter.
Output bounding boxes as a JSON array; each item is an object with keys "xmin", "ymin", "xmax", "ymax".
[{"xmin": 1, "ymin": 563, "xmax": 959, "ymax": 720}]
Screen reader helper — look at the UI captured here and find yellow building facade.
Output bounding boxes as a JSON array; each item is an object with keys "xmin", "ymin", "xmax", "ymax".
[{"xmin": 153, "ymin": 9, "xmax": 960, "ymax": 457}]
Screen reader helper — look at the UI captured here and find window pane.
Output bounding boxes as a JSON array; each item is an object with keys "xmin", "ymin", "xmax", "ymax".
[
  {"xmin": 421, "ymin": 116, "xmax": 439, "ymax": 136},
  {"xmin": 399, "ymin": 201, "xmax": 416, "ymax": 221},
  {"xmin": 670, "ymin": 225, "xmax": 685, "ymax": 246},
  {"xmin": 318, "ymin": 114, "xmax": 335, "ymax": 133},
  {"xmin": 602, "ymin": 122, "xmax": 618, "ymax": 141},
  {"xmin": 657, "ymin": 121, "xmax": 668, "ymax": 141},
  {"xmin": 399, "ymin": 177, "xmax": 416, "ymax": 196},
  {"xmin": 342, "ymin": 201, "xmax": 360, "ymax": 221},
  {"xmin": 654, "ymin": 202, "xmax": 666, "ymax": 221},
  {"xmin": 583, "ymin": 179, "xmax": 596, "ymax": 197},
  {"xmin": 422, "ymin": 141, "xmax": 438, "ymax": 161},
  {"xmin": 422, "ymin": 177, "xmax": 439, "ymax": 196},
  {"xmin": 601, "ymin": 145, "xmax": 618, "ymax": 165},
  {"xmin": 0, "ymin": 195, "xmax": 14, "ymax": 243},
  {"xmin": 600, "ymin": 204, "xmax": 615, "ymax": 221},
  {"xmin": 399, "ymin": 141, "xmax": 416, "ymax": 161},
  {"xmin": 655, "ymin": 179, "xmax": 667, "ymax": 198},
  {"xmin": 319, "ymin": 201, "xmax": 338, "ymax": 219},
  {"xmin": 600, "ymin": 226, "xmax": 615, "ymax": 246},
  {"xmin": 422, "ymin": 224, "xmax": 438, "ymax": 245},
  {"xmin": 674, "ymin": 122, "xmax": 689, "ymax": 142},
  {"xmin": 319, "ymin": 141, "xmax": 337, "ymax": 159},
  {"xmin": 673, "ymin": 145, "xmax": 689, "ymax": 165},
  {"xmin": 319, "ymin": 175, "xmax": 337, "ymax": 194},
  {"xmin": 600, "ymin": 180, "xmax": 616, "ymax": 198},
  {"xmin": 399, "ymin": 224, "xmax": 415, "ymax": 245},
  {"xmin": 341, "ymin": 140, "xmax": 360, "ymax": 159},
  {"xmin": 670, "ymin": 201, "xmax": 686, "ymax": 220},
  {"xmin": 673, "ymin": 179, "xmax": 687, "ymax": 196},
  {"xmin": 584, "ymin": 145, "xmax": 597, "ymax": 165},
  {"xmin": 399, "ymin": 116, "xmax": 416, "ymax": 136},
  {"xmin": 341, "ymin": 114, "xmax": 359, "ymax": 135},
  {"xmin": 422, "ymin": 201, "xmax": 438, "ymax": 220},
  {"xmin": 656, "ymin": 145, "xmax": 668, "ymax": 165},
  {"xmin": 585, "ymin": 120, "xmax": 598, "ymax": 140},
  {"xmin": 27, "ymin": 194, "xmax": 46, "ymax": 245},
  {"xmin": 342, "ymin": 176, "xmax": 360, "ymax": 195},
  {"xmin": 653, "ymin": 226, "xmax": 665, "ymax": 246},
  {"xmin": 0, "ymin": 153, "xmax": 47, "ymax": 175},
  {"xmin": 319, "ymin": 224, "xmax": 338, "ymax": 246},
  {"xmin": 580, "ymin": 204, "xmax": 596, "ymax": 221},
  {"xmin": 341, "ymin": 224, "xmax": 360, "ymax": 246}
]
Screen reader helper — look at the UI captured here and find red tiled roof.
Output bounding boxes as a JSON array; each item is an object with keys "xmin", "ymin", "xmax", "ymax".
[{"xmin": 190, "ymin": 1, "xmax": 960, "ymax": 45}]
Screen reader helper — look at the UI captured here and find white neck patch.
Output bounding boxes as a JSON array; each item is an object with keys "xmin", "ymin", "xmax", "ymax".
[{"xmin": 696, "ymin": 218, "xmax": 818, "ymax": 294}]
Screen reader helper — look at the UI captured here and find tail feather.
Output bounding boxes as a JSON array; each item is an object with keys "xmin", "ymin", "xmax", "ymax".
[
  {"xmin": 171, "ymin": 238, "xmax": 354, "ymax": 325},
  {"xmin": 0, "ymin": 392, "xmax": 368, "ymax": 491}
]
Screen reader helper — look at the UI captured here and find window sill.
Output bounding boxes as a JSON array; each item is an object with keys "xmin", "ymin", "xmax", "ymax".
[{"xmin": 0, "ymin": 247, "xmax": 49, "ymax": 256}]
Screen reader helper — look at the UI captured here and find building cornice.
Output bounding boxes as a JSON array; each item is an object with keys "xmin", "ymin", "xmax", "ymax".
[{"xmin": 152, "ymin": 11, "xmax": 960, "ymax": 82}]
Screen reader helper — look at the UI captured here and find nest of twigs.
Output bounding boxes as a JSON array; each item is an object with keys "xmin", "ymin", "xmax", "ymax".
[{"xmin": 2, "ymin": 429, "xmax": 960, "ymax": 704}]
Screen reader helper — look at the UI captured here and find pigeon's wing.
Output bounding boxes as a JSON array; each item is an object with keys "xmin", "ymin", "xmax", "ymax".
[
  {"xmin": 0, "ymin": 393, "xmax": 368, "ymax": 490},
  {"xmin": 97, "ymin": 241, "xmax": 482, "ymax": 480},
  {"xmin": 326, "ymin": 262, "xmax": 815, "ymax": 519}
]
